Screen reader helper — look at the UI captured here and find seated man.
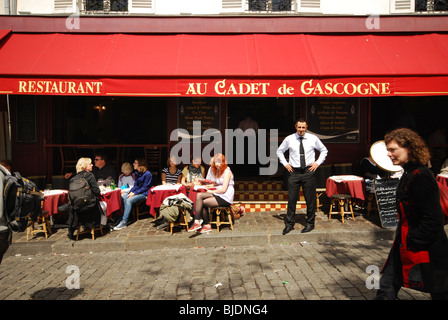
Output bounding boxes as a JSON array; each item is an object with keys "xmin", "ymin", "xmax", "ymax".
[{"xmin": 92, "ymin": 152, "xmax": 117, "ymax": 183}]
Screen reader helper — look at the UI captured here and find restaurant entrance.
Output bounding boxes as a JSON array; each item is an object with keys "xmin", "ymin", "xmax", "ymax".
[{"xmin": 227, "ymin": 97, "xmax": 297, "ymax": 179}]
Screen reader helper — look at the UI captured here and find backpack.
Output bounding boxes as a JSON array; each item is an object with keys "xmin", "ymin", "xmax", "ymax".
[
  {"xmin": 68, "ymin": 173, "xmax": 97, "ymax": 212},
  {"xmin": 3, "ymin": 171, "xmax": 43, "ymax": 232}
]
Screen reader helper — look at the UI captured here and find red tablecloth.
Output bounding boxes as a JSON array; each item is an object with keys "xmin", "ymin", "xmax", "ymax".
[
  {"xmin": 146, "ymin": 185, "xmax": 187, "ymax": 217},
  {"xmin": 43, "ymin": 190, "xmax": 69, "ymax": 216},
  {"xmin": 42, "ymin": 188, "xmax": 122, "ymax": 217},
  {"xmin": 326, "ymin": 175, "xmax": 366, "ymax": 201},
  {"xmin": 437, "ymin": 174, "xmax": 448, "ymax": 188},
  {"xmin": 437, "ymin": 175, "xmax": 448, "ymax": 217},
  {"xmin": 99, "ymin": 189, "xmax": 123, "ymax": 217}
]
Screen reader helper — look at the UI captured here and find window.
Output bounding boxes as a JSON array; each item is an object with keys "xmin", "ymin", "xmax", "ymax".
[
  {"xmin": 249, "ymin": 0, "xmax": 292, "ymax": 11},
  {"xmin": 111, "ymin": 0, "xmax": 128, "ymax": 11},
  {"xmin": 84, "ymin": 0, "xmax": 128, "ymax": 12},
  {"xmin": 416, "ymin": 0, "xmax": 448, "ymax": 11},
  {"xmin": 435, "ymin": 0, "xmax": 448, "ymax": 10}
]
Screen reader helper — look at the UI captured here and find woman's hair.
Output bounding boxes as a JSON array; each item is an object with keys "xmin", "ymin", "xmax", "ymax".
[
  {"xmin": 384, "ymin": 128, "xmax": 431, "ymax": 165},
  {"xmin": 121, "ymin": 162, "xmax": 133, "ymax": 174},
  {"xmin": 76, "ymin": 157, "xmax": 92, "ymax": 173},
  {"xmin": 135, "ymin": 158, "xmax": 147, "ymax": 173},
  {"xmin": 210, "ymin": 153, "xmax": 228, "ymax": 178}
]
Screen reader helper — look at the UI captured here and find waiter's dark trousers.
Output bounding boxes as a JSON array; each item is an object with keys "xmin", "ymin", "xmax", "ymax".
[{"xmin": 285, "ymin": 167, "xmax": 316, "ymax": 228}]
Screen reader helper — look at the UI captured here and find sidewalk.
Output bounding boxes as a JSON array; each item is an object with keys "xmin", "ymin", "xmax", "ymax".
[{"xmin": 6, "ymin": 208, "xmax": 397, "ymax": 257}]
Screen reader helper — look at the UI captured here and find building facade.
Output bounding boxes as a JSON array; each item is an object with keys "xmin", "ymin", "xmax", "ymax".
[{"xmin": 0, "ymin": 1, "xmax": 447, "ymax": 184}]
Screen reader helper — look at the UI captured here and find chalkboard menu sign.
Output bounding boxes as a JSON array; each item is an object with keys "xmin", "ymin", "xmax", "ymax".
[
  {"xmin": 373, "ymin": 178, "xmax": 400, "ymax": 228},
  {"xmin": 178, "ymin": 97, "xmax": 220, "ymax": 140},
  {"xmin": 306, "ymin": 97, "xmax": 360, "ymax": 143}
]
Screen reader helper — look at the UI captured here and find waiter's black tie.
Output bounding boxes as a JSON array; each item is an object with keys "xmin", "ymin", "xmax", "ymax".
[{"xmin": 299, "ymin": 136, "xmax": 306, "ymax": 169}]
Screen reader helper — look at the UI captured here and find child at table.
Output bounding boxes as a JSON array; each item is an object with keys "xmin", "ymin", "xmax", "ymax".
[{"xmin": 118, "ymin": 162, "xmax": 135, "ymax": 194}]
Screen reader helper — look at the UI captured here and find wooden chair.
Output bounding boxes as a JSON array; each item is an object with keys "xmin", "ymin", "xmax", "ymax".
[
  {"xmin": 210, "ymin": 206, "xmax": 233, "ymax": 232},
  {"xmin": 145, "ymin": 146, "xmax": 162, "ymax": 185},
  {"xmin": 145, "ymin": 146, "xmax": 162, "ymax": 171},
  {"xmin": 328, "ymin": 194, "xmax": 355, "ymax": 223},
  {"xmin": 167, "ymin": 207, "xmax": 190, "ymax": 235},
  {"xmin": 26, "ymin": 210, "xmax": 51, "ymax": 240},
  {"xmin": 76, "ymin": 224, "xmax": 103, "ymax": 240},
  {"xmin": 132, "ymin": 199, "xmax": 150, "ymax": 221},
  {"xmin": 59, "ymin": 146, "xmax": 78, "ymax": 175}
]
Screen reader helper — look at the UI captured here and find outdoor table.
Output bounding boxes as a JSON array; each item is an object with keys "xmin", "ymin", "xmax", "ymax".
[
  {"xmin": 326, "ymin": 175, "xmax": 366, "ymax": 201},
  {"xmin": 187, "ymin": 184, "xmax": 218, "ymax": 208},
  {"xmin": 146, "ymin": 184, "xmax": 187, "ymax": 217},
  {"xmin": 99, "ymin": 189, "xmax": 123, "ymax": 217},
  {"xmin": 437, "ymin": 174, "xmax": 448, "ymax": 188},
  {"xmin": 42, "ymin": 189, "xmax": 69, "ymax": 216},
  {"xmin": 437, "ymin": 174, "xmax": 448, "ymax": 216}
]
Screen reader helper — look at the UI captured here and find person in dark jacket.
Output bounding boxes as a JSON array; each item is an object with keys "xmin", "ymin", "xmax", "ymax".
[
  {"xmin": 66, "ymin": 157, "xmax": 101, "ymax": 239},
  {"xmin": 113, "ymin": 158, "xmax": 152, "ymax": 231},
  {"xmin": 374, "ymin": 128, "xmax": 448, "ymax": 300}
]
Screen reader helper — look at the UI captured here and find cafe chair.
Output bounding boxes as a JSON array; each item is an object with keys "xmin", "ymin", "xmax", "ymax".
[
  {"xmin": 145, "ymin": 146, "xmax": 162, "ymax": 172},
  {"xmin": 26, "ymin": 210, "xmax": 52, "ymax": 240},
  {"xmin": 76, "ymin": 224, "xmax": 103, "ymax": 240},
  {"xmin": 132, "ymin": 199, "xmax": 150, "ymax": 221},
  {"xmin": 167, "ymin": 207, "xmax": 190, "ymax": 235},
  {"xmin": 209, "ymin": 206, "xmax": 233, "ymax": 232},
  {"xmin": 59, "ymin": 146, "xmax": 78, "ymax": 175},
  {"xmin": 328, "ymin": 194, "xmax": 355, "ymax": 223}
]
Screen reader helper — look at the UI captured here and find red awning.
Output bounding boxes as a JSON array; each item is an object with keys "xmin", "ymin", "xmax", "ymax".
[{"xmin": 0, "ymin": 32, "xmax": 447, "ymax": 97}]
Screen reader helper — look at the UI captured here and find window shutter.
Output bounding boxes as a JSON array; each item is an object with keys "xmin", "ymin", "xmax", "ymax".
[
  {"xmin": 390, "ymin": 0, "xmax": 414, "ymax": 13},
  {"xmin": 129, "ymin": 0, "xmax": 154, "ymax": 13},
  {"xmin": 54, "ymin": 0, "xmax": 76, "ymax": 13},
  {"xmin": 298, "ymin": 0, "xmax": 320, "ymax": 12},
  {"xmin": 221, "ymin": 0, "xmax": 245, "ymax": 13}
]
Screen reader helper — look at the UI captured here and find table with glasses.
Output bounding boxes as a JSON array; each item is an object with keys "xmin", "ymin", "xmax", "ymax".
[{"xmin": 99, "ymin": 188, "xmax": 123, "ymax": 217}]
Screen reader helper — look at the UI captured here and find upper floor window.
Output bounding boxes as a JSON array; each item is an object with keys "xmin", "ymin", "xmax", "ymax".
[
  {"xmin": 85, "ymin": 0, "xmax": 128, "ymax": 12},
  {"xmin": 249, "ymin": 0, "xmax": 292, "ymax": 11},
  {"xmin": 416, "ymin": 0, "xmax": 448, "ymax": 11}
]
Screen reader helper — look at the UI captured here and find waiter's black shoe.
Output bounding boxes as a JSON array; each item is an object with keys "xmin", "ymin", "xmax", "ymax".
[
  {"xmin": 301, "ymin": 224, "xmax": 314, "ymax": 233},
  {"xmin": 282, "ymin": 225, "xmax": 294, "ymax": 235}
]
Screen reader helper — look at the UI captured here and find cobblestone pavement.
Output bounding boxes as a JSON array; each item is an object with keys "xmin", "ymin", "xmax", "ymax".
[{"xmin": 0, "ymin": 240, "xmax": 430, "ymax": 303}]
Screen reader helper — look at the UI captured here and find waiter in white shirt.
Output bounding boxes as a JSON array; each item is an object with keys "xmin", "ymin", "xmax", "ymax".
[{"xmin": 277, "ymin": 118, "xmax": 328, "ymax": 234}]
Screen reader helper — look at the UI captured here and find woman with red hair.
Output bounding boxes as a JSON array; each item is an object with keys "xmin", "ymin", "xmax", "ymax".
[{"xmin": 188, "ymin": 153, "xmax": 234, "ymax": 233}]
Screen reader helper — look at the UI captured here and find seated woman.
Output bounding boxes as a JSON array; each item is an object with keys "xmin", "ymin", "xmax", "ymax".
[
  {"xmin": 113, "ymin": 158, "xmax": 152, "ymax": 231},
  {"xmin": 161, "ymin": 156, "xmax": 182, "ymax": 185},
  {"xmin": 181, "ymin": 155, "xmax": 205, "ymax": 192},
  {"xmin": 188, "ymin": 153, "xmax": 234, "ymax": 234},
  {"xmin": 67, "ymin": 157, "xmax": 101, "ymax": 239}
]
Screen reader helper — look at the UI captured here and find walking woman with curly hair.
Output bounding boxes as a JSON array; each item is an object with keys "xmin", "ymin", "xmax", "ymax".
[{"xmin": 374, "ymin": 128, "xmax": 448, "ymax": 300}]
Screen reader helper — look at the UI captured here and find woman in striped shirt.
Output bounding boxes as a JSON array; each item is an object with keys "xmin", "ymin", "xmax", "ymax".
[{"xmin": 161, "ymin": 156, "xmax": 182, "ymax": 185}]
